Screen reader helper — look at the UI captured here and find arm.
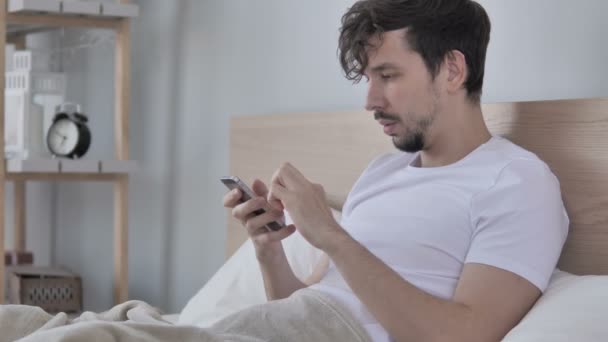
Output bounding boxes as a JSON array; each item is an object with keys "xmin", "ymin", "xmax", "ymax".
[
  {"xmin": 223, "ymin": 177, "xmax": 331, "ymax": 301},
  {"xmin": 267, "ymin": 162, "xmax": 562, "ymax": 342},
  {"xmin": 324, "ymin": 231, "xmax": 539, "ymax": 342},
  {"xmin": 260, "ymin": 252, "xmax": 329, "ymax": 300},
  {"xmin": 323, "ymin": 160, "xmax": 565, "ymax": 341},
  {"xmin": 224, "ymin": 179, "xmax": 301, "ymax": 300}
]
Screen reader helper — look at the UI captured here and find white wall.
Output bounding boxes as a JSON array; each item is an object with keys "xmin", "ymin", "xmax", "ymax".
[
  {"xmin": 18, "ymin": 0, "xmax": 608, "ymax": 313},
  {"xmin": 482, "ymin": 0, "xmax": 608, "ymax": 101}
]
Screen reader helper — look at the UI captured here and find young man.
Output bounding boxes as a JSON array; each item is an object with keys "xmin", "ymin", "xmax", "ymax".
[{"xmin": 224, "ymin": 0, "xmax": 568, "ymax": 341}]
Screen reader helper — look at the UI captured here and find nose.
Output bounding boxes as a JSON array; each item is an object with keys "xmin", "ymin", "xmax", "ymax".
[{"xmin": 365, "ymin": 81, "xmax": 385, "ymax": 112}]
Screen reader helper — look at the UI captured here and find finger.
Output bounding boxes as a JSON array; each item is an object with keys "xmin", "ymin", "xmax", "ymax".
[
  {"xmin": 231, "ymin": 197, "xmax": 267, "ymax": 222},
  {"xmin": 268, "ymin": 182, "xmax": 288, "ymax": 212},
  {"xmin": 284, "ymin": 162, "xmax": 307, "ymax": 181},
  {"xmin": 223, "ymin": 188, "xmax": 242, "ymax": 208},
  {"xmin": 274, "ymin": 162, "xmax": 299, "ymax": 189},
  {"xmin": 279, "ymin": 162, "xmax": 310, "ymax": 188},
  {"xmin": 312, "ymin": 183, "xmax": 326, "ymax": 196},
  {"xmin": 270, "ymin": 166, "xmax": 283, "ymax": 188},
  {"xmin": 252, "ymin": 179, "xmax": 269, "ymax": 198},
  {"xmin": 256, "ymin": 224, "xmax": 297, "ymax": 244},
  {"xmin": 245, "ymin": 209, "xmax": 284, "ymax": 235},
  {"xmin": 269, "ymin": 163, "xmax": 290, "ymax": 193}
]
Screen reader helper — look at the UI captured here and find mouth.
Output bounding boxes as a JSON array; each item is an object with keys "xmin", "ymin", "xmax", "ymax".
[{"xmin": 378, "ymin": 120, "xmax": 398, "ymax": 135}]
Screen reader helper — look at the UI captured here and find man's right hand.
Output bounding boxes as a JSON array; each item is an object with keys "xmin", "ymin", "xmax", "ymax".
[{"xmin": 223, "ymin": 179, "xmax": 296, "ymax": 262}]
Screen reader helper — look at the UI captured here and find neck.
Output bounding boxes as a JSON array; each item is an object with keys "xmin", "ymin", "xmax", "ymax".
[{"xmin": 419, "ymin": 102, "xmax": 491, "ymax": 168}]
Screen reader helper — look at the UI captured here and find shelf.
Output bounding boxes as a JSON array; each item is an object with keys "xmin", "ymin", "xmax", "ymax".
[
  {"xmin": 5, "ymin": 0, "xmax": 139, "ymax": 36},
  {"xmin": 5, "ymin": 159, "xmax": 136, "ymax": 181},
  {"xmin": 7, "ymin": 14, "xmax": 120, "ymax": 37},
  {"xmin": 1, "ymin": 0, "xmax": 135, "ymax": 306}
]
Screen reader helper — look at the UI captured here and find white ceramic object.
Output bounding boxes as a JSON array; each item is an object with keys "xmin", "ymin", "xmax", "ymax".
[
  {"xmin": 5, "ymin": 44, "xmax": 16, "ymax": 72},
  {"xmin": 8, "ymin": 0, "xmax": 62, "ymax": 14},
  {"xmin": 13, "ymin": 50, "xmax": 52, "ymax": 72},
  {"xmin": 5, "ymin": 89, "xmax": 29, "ymax": 159},
  {"xmin": 100, "ymin": 3, "xmax": 139, "ymax": 18},
  {"xmin": 61, "ymin": 0, "xmax": 100, "ymax": 16},
  {"xmin": 6, "ymin": 71, "xmax": 66, "ymax": 96},
  {"xmin": 6, "ymin": 159, "xmax": 60, "ymax": 173}
]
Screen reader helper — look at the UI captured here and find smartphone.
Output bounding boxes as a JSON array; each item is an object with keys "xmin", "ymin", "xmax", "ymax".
[{"xmin": 220, "ymin": 176, "xmax": 286, "ymax": 231}]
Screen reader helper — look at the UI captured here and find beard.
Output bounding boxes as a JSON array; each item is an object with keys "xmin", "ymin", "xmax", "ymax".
[
  {"xmin": 374, "ymin": 88, "xmax": 439, "ymax": 153},
  {"xmin": 394, "ymin": 127, "xmax": 426, "ymax": 153},
  {"xmin": 374, "ymin": 111, "xmax": 435, "ymax": 153}
]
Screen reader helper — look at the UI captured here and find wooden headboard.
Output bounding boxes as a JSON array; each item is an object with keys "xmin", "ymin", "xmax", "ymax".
[{"xmin": 227, "ymin": 98, "xmax": 608, "ymax": 276}]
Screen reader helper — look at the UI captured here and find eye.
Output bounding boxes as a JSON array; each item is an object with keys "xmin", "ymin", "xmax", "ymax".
[{"xmin": 380, "ymin": 74, "xmax": 394, "ymax": 80}]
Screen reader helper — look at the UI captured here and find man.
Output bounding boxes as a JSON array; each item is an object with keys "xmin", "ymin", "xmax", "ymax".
[{"xmin": 224, "ymin": 0, "xmax": 568, "ymax": 341}]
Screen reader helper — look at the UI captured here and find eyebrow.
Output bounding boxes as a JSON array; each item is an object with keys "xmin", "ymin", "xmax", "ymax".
[{"xmin": 368, "ymin": 63, "xmax": 400, "ymax": 74}]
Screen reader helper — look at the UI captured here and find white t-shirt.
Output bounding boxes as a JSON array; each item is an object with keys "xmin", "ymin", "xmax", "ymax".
[{"xmin": 309, "ymin": 136, "xmax": 569, "ymax": 342}]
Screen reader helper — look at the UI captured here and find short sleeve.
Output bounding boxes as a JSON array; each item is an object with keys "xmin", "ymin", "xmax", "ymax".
[{"xmin": 466, "ymin": 158, "xmax": 569, "ymax": 292}]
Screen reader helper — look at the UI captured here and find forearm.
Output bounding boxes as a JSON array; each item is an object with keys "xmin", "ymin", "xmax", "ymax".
[
  {"xmin": 325, "ymin": 232, "xmax": 475, "ymax": 342},
  {"xmin": 257, "ymin": 245, "xmax": 307, "ymax": 301}
]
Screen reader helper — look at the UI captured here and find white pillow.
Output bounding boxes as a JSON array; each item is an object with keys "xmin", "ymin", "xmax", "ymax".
[
  {"xmin": 503, "ymin": 270, "xmax": 608, "ymax": 341},
  {"xmin": 178, "ymin": 210, "xmax": 339, "ymax": 327}
]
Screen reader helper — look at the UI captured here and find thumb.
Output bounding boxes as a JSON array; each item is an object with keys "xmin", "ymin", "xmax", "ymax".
[{"xmin": 252, "ymin": 179, "xmax": 269, "ymax": 198}]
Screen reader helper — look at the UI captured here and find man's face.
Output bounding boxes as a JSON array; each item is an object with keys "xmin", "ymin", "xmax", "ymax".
[{"xmin": 364, "ymin": 30, "xmax": 442, "ymax": 153}]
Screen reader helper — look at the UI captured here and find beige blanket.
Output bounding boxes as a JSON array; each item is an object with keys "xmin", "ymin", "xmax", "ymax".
[{"xmin": 0, "ymin": 288, "xmax": 370, "ymax": 342}]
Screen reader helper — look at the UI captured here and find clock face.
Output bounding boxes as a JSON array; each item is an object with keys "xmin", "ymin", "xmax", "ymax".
[{"xmin": 47, "ymin": 119, "xmax": 80, "ymax": 156}]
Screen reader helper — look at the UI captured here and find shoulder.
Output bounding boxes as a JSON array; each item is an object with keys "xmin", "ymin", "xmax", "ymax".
[
  {"xmin": 470, "ymin": 139, "xmax": 567, "ymax": 228},
  {"xmin": 478, "ymin": 137, "xmax": 557, "ymax": 187},
  {"xmin": 492, "ymin": 138, "xmax": 557, "ymax": 189}
]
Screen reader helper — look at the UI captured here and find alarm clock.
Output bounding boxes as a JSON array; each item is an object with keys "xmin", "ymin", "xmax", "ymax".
[{"xmin": 46, "ymin": 104, "xmax": 91, "ymax": 159}]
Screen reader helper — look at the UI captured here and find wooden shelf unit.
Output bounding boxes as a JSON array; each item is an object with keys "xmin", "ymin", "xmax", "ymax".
[{"xmin": 0, "ymin": 0, "xmax": 134, "ymax": 305}]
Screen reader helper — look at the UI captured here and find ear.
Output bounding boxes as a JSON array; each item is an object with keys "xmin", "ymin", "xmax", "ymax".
[{"xmin": 444, "ymin": 50, "xmax": 468, "ymax": 94}]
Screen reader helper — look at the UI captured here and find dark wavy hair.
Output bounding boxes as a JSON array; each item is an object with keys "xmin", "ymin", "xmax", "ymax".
[{"xmin": 338, "ymin": 0, "xmax": 491, "ymax": 102}]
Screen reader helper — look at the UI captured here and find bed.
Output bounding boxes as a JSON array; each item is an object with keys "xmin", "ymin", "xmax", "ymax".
[
  {"xmin": 178, "ymin": 97, "xmax": 608, "ymax": 341},
  {"xmin": 2, "ymin": 98, "xmax": 605, "ymax": 340}
]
